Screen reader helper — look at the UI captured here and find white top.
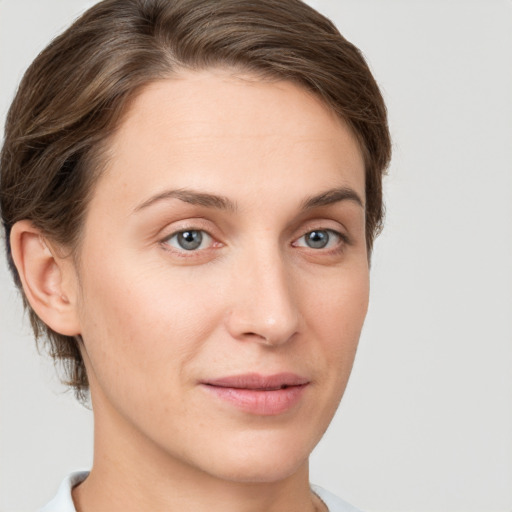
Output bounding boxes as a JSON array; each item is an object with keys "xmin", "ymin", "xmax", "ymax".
[
  {"xmin": 312, "ymin": 485, "xmax": 362, "ymax": 512},
  {"xmin": 39, "ymin": 472, "xmax": 362, "ymax": 512},
  {"xmin": 38, "ymin": 472, "xmax": 87, "ymax": 512}
]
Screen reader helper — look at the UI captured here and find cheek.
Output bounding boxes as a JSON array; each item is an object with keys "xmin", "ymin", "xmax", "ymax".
[
  {"xmin": 306, "ymin": 263, "xmax": 369, "ymax": 338},
  {"xmin": 303, "ymin": 263, "xmax": 369, "ymax": 382},
  {"xmin": 75, "ymin": 247, "xmax": 222, "ymax": 396}
]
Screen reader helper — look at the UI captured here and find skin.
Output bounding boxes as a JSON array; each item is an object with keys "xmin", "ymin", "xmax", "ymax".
[{"xmin": 12, "ymin": 69, "xmax": 369, "ymax": 511}]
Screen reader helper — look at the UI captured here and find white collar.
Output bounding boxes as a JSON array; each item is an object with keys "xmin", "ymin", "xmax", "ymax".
[
  {"xmin": 38, "ymin": 471, "xmax": 88, "ymax": 512},
  {"xmin": 39, "ymin": 472, "xmax": 361, "ymax": 512}
]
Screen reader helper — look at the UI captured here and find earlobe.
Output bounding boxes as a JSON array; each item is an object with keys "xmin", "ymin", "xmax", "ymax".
[{"xmin": 10, "ymin": 220, "xmax": 81, "ymax": 336}]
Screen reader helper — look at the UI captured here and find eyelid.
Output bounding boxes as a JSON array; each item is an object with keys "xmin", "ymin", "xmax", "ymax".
[
  {"xmin": 157, "ymin": 217, "xmax": 217, "ymax": 241},
  {"xmin": 292, "ymin": 216, "xmax": 351, "ymax": 241}
]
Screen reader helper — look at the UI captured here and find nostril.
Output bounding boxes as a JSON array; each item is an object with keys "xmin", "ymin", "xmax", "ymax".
[{"xmin": 243, "ymin": 331, "xmax": 272, "ymax": 343}]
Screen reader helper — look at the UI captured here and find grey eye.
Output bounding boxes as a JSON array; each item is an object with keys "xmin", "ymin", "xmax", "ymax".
[
  {"xmin": 163, "ymin": 229, "xmax": 215, "ymax": 254},
  {"xmin": 168, "ymin": 230, "xmax": 205, "ymax": 251},
  {"xmin": 304, "ymin": 230, "xmax": 330, "ymax": 249}
]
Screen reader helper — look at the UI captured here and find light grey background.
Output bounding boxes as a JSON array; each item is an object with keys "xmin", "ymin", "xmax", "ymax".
[{"xmin": 1, "ymin": 1, "xmax": 511, "ymax": 511}]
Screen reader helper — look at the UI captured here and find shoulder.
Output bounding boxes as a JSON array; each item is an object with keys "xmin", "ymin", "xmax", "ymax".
[
  {"xmin": 38, "ymin": 471, "xmax": 89, "ymax": 512},
  {"xmin": 311, "ymin": 484, "xmax": 363, "ymax": 512}
]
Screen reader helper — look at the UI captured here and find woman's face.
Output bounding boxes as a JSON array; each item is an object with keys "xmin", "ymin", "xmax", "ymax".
[{"xmin": 73, "ymin": 69, "xmax": 369, "ymax": 483}]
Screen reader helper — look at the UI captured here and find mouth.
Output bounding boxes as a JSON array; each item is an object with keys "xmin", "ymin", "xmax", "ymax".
[{"xmin": 200, "ymin": 373, "xmax": 310, "ymax": 415}]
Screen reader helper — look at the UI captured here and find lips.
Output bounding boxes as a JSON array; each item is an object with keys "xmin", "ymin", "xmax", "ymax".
[{"xmin": 201, "ymin": 373, "xmax": 309, "ymax": 415}]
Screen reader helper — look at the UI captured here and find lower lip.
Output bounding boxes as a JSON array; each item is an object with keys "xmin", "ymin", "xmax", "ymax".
[{"xmin": 202, "ymin": 384, "xmax": 308, "ymax": 416}]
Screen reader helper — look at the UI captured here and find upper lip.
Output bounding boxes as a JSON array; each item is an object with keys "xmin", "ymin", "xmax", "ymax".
[{"xmin": 202, "ymin": 373, "xmax": 309, "ymax": 390}]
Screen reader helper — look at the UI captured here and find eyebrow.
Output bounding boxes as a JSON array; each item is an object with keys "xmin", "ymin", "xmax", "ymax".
[
  {"xmin": 133, "ymin": 186, "xmax": 363, "ymax": 214},
  {"xmin": 134, "ymin": 188, "xmax": 237, "ymax": 213},
  {"xmin": 301, "ymin": 187, "xmax": 364, "ymax": 210}
]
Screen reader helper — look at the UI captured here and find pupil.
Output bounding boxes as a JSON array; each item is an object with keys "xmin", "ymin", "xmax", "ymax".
[
  {"xmin": 306, "ymin": 230, "xmax": 328, "ymax": 249},
  {"xmin": 178, "ymin": 230, "xmax": 202, "ymax": 250}
]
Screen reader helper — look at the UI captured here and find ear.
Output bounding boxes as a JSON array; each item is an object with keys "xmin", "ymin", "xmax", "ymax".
[{"xmin": 10, "ymin": 220, "xmax": 81, "ymax": 336}]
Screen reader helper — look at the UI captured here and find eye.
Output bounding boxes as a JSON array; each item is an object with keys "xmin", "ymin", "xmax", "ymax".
[
  {"xmin": 164, "ymin": 229, "xmax": 213, "ymax": 251},
  {"xmin": 294, "ymin": 229, "xmax": 343, "ymax": 250}
]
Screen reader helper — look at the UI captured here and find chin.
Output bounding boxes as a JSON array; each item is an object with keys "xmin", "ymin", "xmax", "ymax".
[
  {"xmin": 195, "ymin": 431, "xmax": 315, "ymax": 484},
  {"xmin": 213, "ymin": 457, "xmax": 307, "ymax": 485}
]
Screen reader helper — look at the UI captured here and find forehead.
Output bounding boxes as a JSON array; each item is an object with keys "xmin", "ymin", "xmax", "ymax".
[{"xmin": 93, "ymin": 69, "xmax": 365, "ymax": 211}]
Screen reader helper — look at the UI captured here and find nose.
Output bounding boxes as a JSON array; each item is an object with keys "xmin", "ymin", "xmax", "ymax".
[{"xmin": 225, "ymin": 246, "xmax": 300, "ymax": 347}]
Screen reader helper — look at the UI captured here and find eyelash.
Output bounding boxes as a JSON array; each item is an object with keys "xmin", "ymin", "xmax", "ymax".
[{"xmin": 160, "ymin": 226, "xmax": 349, "ymax": 256}]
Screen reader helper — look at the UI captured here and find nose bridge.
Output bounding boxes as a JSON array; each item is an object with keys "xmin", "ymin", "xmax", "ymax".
[{"xmin": 226, "ymin": 239, "xmax": 299, "ymax": 345}]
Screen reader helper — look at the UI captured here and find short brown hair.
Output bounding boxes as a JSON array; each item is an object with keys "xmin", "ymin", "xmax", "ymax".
[{"xmin": 0, "ymin": 0, "xmax": 391, "ymax": 400}]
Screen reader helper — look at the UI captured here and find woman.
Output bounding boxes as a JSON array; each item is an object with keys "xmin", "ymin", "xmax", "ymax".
[{"xmin": 0, "ymin": 0, "xmax": 390, "ymax": 510}]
